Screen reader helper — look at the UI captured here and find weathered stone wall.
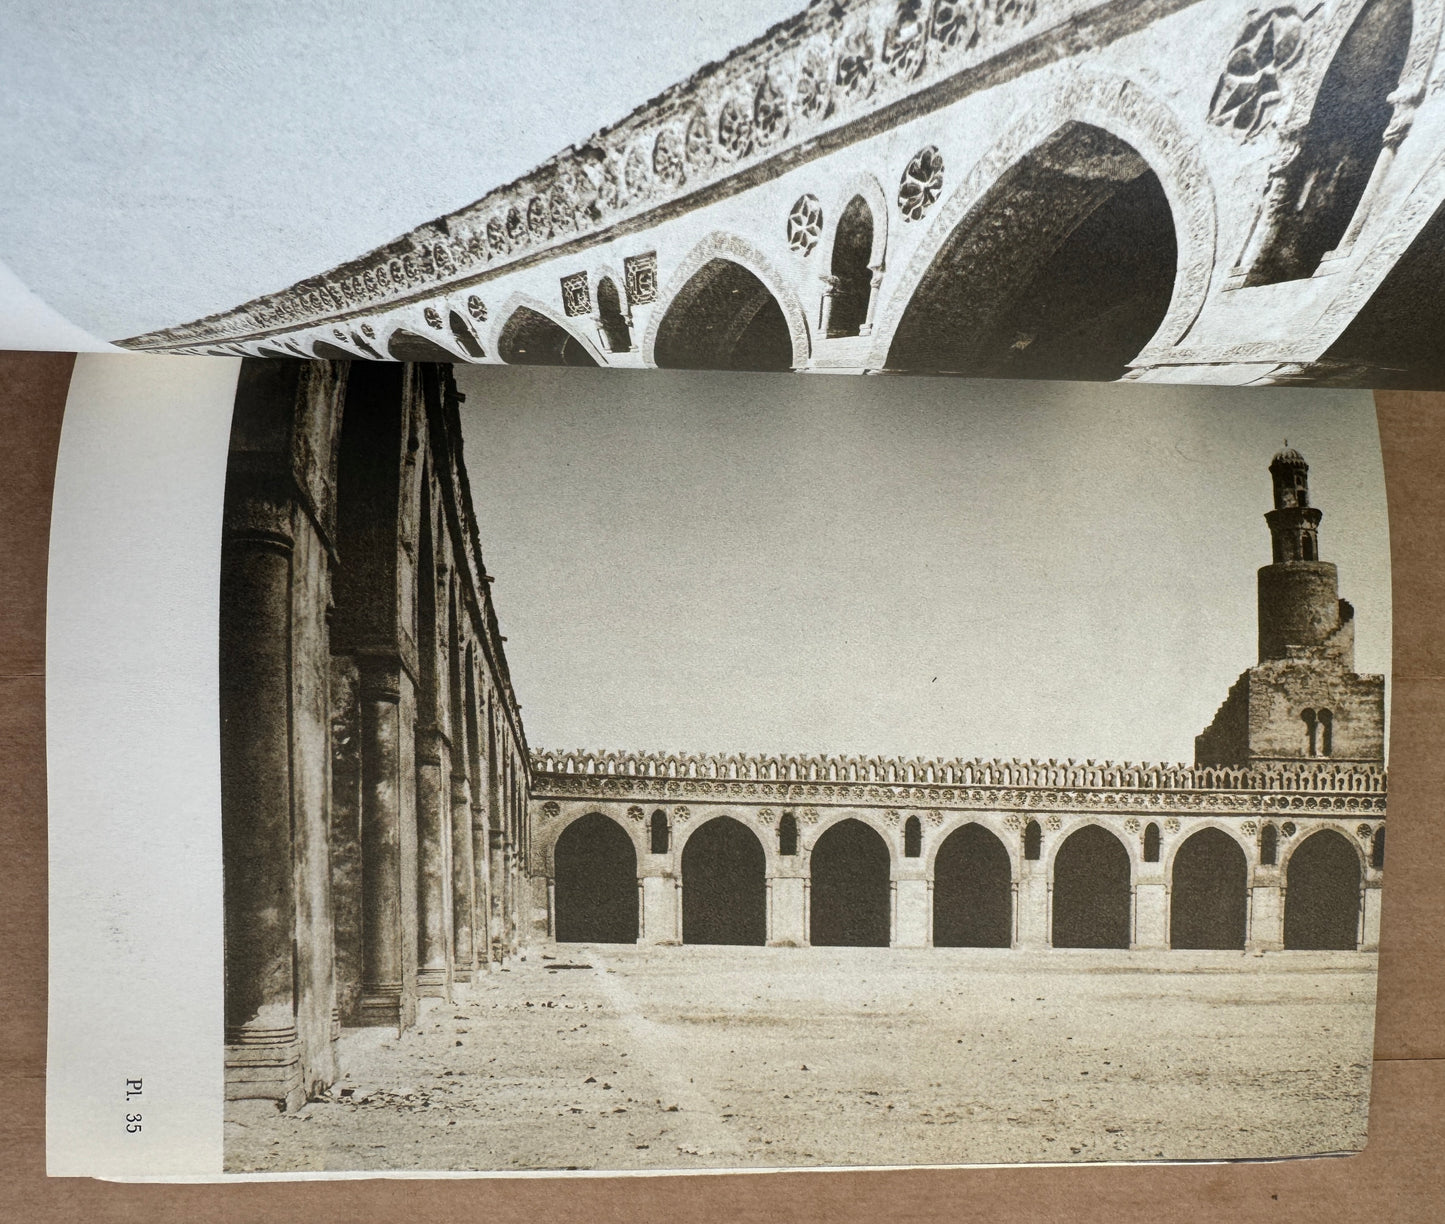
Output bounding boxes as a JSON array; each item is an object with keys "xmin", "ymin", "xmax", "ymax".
[{"xmin": 219, "ymin": 359, "xmax": 531, "ymax": 1107}]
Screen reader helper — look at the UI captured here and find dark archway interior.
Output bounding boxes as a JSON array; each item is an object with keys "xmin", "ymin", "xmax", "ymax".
[
  {"xmin": 1284, "ymin": 830, "xmax": 1360, "ymax": 950},
  {"xmin": 886, "ymin": 123, "xmax": 1177, "ymax": 381},
  {"xmin": 1052, "ymin": 824, "xmax": 1131, "ymax": 949},
  {"xmin": 1170, "ymin": 828, "xmax": 1248, "ymax": 949},
  {"xmin": 448, "ymin": 311, "xmax": 486, "ymax": 360},
  {"xmin": 597, "ymin": 277, "xmax": 633, "ymax": 353},
  {"xmin": 554, "ymin": 813, "xmax": 638, "ymax": 943},
  {"xmin": 388, "ymin": 329, "xmax": 460, "ymax": 362},
  {"xmin": 681, "ymin": 817, "xmax": 766, "ymax": 945},
  {"xmin": 810, "ymin": 819, "xmax": 890, "ymax": 947},
  {"xmin": 1248, "ymin": 0, "xmax": 1412, "ymax": 285},
  {"xmin": 933, "ymin": 822, "xmax": 1012, "ymax": 948},
  {"xmin": 1323, "ymin": 190, "xmax": 1445, "ymax": 389},
  {"xmin": 313, "ymin": 340, "xmax": 360, "ymax": 361},
  {"xmin": 498, "ymin": 307, "xmax": 599, "ymax": 366},
  {"xmin": 653, "ymin": 258, "xmax": 793, "ymax": 371},
  {"xmin": 829, "ymin": 196, "xmax": 874, "ymax": 337}
]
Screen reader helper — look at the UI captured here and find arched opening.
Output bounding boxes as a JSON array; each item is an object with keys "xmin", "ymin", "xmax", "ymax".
[
  {"xmin": 448, "ymin": 311, "xmax": 486, "ymax": 360},
  {"xmin": 886, "ymin": 122, "xmax": 1178, "ymax": 381},
  {"xmin": 498, "ymin": 307, "xmax": 599, "ymax": 366},
  {"xmin": 1371, "ymin": 827, "xmax": 1385, "ymax": 869},
  {"xmin": 1170, "ymin": 828, "xmax": 1248, "ymax": 949},
  {"xmin": 1318, "ymin": 708, "xmax": 1333, "ymax": 756},
  {"xmin": 653, "ymin": 258, "xmax": 793, "ymax": 371},
  {"xmin": 681, "ymin": 816, "xmax": 766, "ymax": 946},
  {"xmin": 1245, "ymin": 0, "xmax": 1413, "ymax": 285},
  {"xmin": 828, "ymin": 196, "xmax": 874, "ymax": 337},
  {"xmin": 1051, "ymin": 825, "xmax": 1131, "ymax": 949},
  {"xmin": 1261, "ymin": 822, "xmax": 1279, "ymax": 866},
  {"xmin": 254, "ymin": 345, "xmax": 293, "ymax": 359},
  {"xmin": 1143, "ymin": 822, "xmax": 1161, "ymax": 863},
  {"xmin": 1302, "ymin": 707, "xmax": 1319, "ymax": 756},
  {"xmin": 313, "ymin": 340, "xmax": 359, "ymax": 361},
  {"xmin": 388, "ymin": 329, "xmax": 459, "ymax": 362},
  {"xmin": 933, "ymin": 823, "xmax": 1012, "ymax": 948},
  {"xmin": 778, "ymin": 812, "xmax": 798, "ymax": 856},
  {"xmin": 1023, "ymin": 820, "xmax": 1042, "ymax": 861},
  {"xmin": 809, "ymin": 819, "xmax": 891, "ymax": 946},
  {"xmin": 903, "ymin": 815, "xmax": 922, "ymax": 858},
  {"xmin": 553, "ymin": 813, "xmax": 638, "ymax": 943},
  {"xmin": 1284, "ymin": 829, "xmax": 1361, "ymax": 949},
  {"xmin": 1322, "ymin": 190, "xmax": 1445, "ymax": 388},
  {"xmin": 649, "ymin": 809, "xmax": 669, "ymax": 855},
  {"xmin": 350, "ymin": 330, "xmax": 384, "ymax": 359},
  {"xmin": 596, "ymin": 277, "xmax": 632, "ymax": 353}
]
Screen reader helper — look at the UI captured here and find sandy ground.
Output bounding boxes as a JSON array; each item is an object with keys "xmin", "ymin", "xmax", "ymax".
[{"xmin": 225, "ymin": 945, "xmax": 1376, "ymax": 1173}]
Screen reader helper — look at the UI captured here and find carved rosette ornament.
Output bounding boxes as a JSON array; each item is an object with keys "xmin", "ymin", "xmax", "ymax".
[
  {"xmin": 652, "ymin": 128, "xmax": 686, "ymax": 187},
  {"xmin": 883, "ymin": 808, "xmax": 901, "ymax": 824},
  {"xmin": 626, "ymin": 805, "xmax": 645, "ymax": 821},
  {"xmin": 793, "ymin": 44, "xmax": 833, "ymax": 120},
  {"xmin": 424, "ymin": 306, "xmax": 443, "ymax": 329},
  {"xmin": 925, "ymin": 809, "xmax": 943, "ymax": 826},
  {"xmin": 684, "ymin": 107, "xmax": 716, "ymax": 172},
  {"xmin": 1207, "ymin": 6, "xmax": 1309, "ymax": 139},
  {"xmin": 757, "ymin": 808, "xmax": 776, "ymax": 825},
  {"xmin": 333, "ymin": 328, "xmax": 347, "ymax": 342},
  {"xmin": 1356, "ymin": 823, "xmax": 1373, "ymax": 840},
  {"xmin": 1124, "ymin": 817, "xmax": 1140, "ymax": 834},
  {"xmin": 1241, "ymin": 821, "xmax": 1258, "ymax": 836},
  {"xmin": 898, "ymin": 145, "xmax": 944, "ymax": 220},
  {"xmin": 541, "ymin": 801, "xmax": 560, "ymax": 821},
  {"xmin": 1003, "ymin": 814, "xmax": 1021, "ymax": 831},
  {"xmin": 1165, "ymin": 818, "xmax": 1181, "ymax": 834},
  {"xmin": 882, "ymin": 0, "xmax": 930, "ymax": 80},
  {"xmin": 674, "ymin": 806, "xmax": 692, "ymax": 824},
  {"xmin": 560, "ymin": 271, "xmax": 591, "ymax": 317},
  {"xmin": 1281, "ymin": 821, "xmax": 1297, "ymax": 837},
  {"xmin": 717, "ymin": 97, "xmax": 755, "ymax": 160},
  {"xmin": 931, "ymin": 0, "xmax": 981, "ymax": 51},
  {"xmin": 1046, "ymin": 815, "xmax": 1063, "ymax": 831},
  {"xmin": 624, "ymin": 144, "xmax": 653, "ymax": 198},
  {"xmin": 787, "ymin": 194, "xmax": 824, "ymax": 254},
  {"xmin": 754, "ymin": 74, "xmax": 790, "ymax": 145},
  {"xmin": 801, "ymin": 806, "xmax": 819, "ymax": 825},
  {"xmin": 835, "ymin": 27, "xmax": 874, "ymax": 98},
  {"xmin": 467, "ymin": 295, "xmax": 487, "ymax": 322}
]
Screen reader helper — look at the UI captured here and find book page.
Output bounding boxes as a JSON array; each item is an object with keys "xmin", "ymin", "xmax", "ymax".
[{"xmin": 45, "ymin": 355, "xmax": 1391, "ymax": 1178}]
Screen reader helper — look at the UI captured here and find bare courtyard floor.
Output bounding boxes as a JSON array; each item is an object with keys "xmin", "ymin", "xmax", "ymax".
[{"xmin": 225, "ymin": 945, "xmax": 1377, "ymax": 1173}]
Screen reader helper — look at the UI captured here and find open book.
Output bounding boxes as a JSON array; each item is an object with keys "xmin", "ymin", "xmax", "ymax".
[{"xmin": 20, "ymin": 0, "xmax": 1410, "ymax": 1181}]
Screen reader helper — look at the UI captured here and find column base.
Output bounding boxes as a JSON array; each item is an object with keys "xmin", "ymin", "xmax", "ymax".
[
  {"xmin": 357, "ymin": 985, "xmax": 410, "ymax": 1030},
  {"xmin": 225, "ymin": 1028, "xmax": 305, "ymax": 1112},
  {"xmin": 416, "ymin": 967, "xmax": 449, "ymax": 997}
]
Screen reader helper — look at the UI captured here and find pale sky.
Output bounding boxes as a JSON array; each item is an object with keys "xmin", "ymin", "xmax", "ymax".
[
  {"xmin": 454, "ymin": 368, "xmax": 1390, "ymax": 764},
  {"xmin": 1, "ymin": 0, "xmax": 802, "ymax": 340}
]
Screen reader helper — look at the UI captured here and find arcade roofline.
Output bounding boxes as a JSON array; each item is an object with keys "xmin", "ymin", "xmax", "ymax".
[
  {"xmin": 117, "ymin": 0, "xmax": 1199, "ymax": 351},
  {"xmin": 529, "ymin": 749, "xmax": 1386, "ymax": 800}
]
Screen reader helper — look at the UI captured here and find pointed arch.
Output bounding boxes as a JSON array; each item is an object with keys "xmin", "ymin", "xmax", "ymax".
[
  {"xmin": 1169, "ymin": 827, "xmax": 1248, "ymax": 949},
  {"xmin": 932, "ymin": 822, "xmax": 1012, "ymax": 947},
  {"xmin": 493, "ymin": 297, "xmax": 603, "ymax": 367},
  {"xmin": 642, "ymin": 232, "xmax": 811, "ymax": 370},
  {"xmin": 1283, "ymin": 828, "xmax": 1363, "ymax": 949},
  {"xmin": 1051, "ymin": 823, "xmax": 1132, "ymax": 948},
  {"xmin": 387, "ymin": 328, "xmax": 461, "ymax": 362},
  {"xmin": 679, "ymin": 816, "xmax": 766, "ymax": 945},
  {"xmin": 595, "ymin": 276, "xmax": 633, "ymax": 353},
  {"xmin": 870, "ymin": 72, "xmax": 1216, "ymax": 376},
  {"xmin": 447, "ymin": 310, "xmax": 486, "ymax": 360},
  {"xmin": 809, "ymin": 818, "xmax": 891, "ymax": 946}
]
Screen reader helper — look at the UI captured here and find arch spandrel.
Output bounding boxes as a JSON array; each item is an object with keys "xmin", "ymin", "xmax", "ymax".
[
  {"xmin": 1276, "ymin": 820, "xmax": 1371, "ymax": 877},
  {"xmin": 868, "ymin": 70, "xmax": 1218, "ymax": 372},
  {"xmin": 640, "ymin": 231, "xmax": 813, "ymax": 370}
]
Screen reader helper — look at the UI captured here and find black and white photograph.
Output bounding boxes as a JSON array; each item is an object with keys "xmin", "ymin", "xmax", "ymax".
[
  {"xmin": 207, "ymin": 363, "xmax": 1388, "ymax": 1173},
  {"xmin": 5, "ymin": 0, "xmax": 1445, "ymax": 388}
]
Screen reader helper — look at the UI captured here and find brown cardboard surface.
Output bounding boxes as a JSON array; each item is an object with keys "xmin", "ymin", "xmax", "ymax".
[{"xmin": 1, "ymin": 357, "xmax": 1440, "ymax": 1221}]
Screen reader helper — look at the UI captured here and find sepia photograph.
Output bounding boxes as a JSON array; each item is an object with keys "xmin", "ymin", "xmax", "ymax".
[{"xmin": 212, "ymin": 361, "xmax": 1389, "ymax": 1173}]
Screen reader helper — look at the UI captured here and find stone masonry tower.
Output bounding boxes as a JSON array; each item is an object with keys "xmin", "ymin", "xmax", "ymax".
[{"xmin": 1195, "ymin": 447, "xmax": 1385, "ymax": 767}]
